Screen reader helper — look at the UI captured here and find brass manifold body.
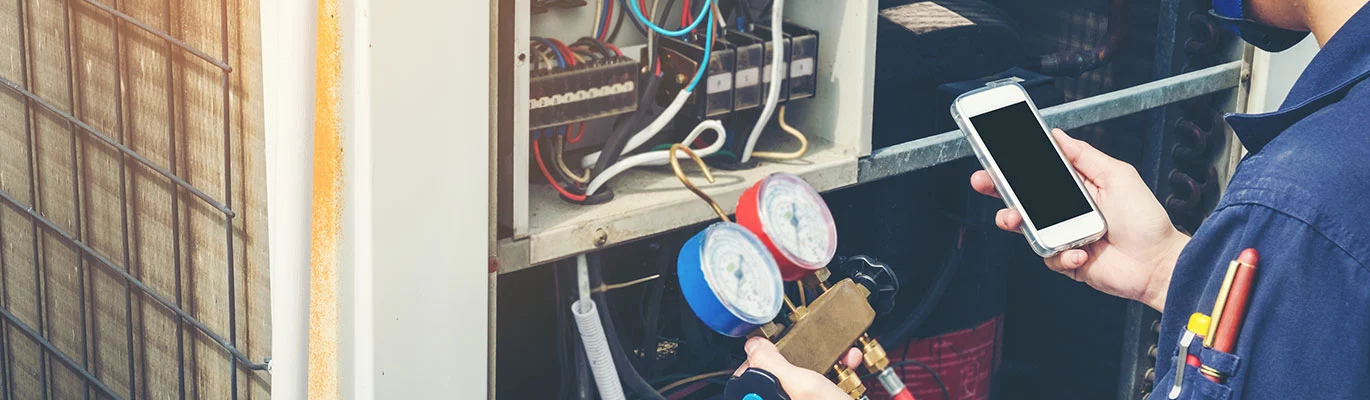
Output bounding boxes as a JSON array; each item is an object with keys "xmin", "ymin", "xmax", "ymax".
[{"xmin": 753, "ymin": 271, "xmax": 897, "ymax": 399}]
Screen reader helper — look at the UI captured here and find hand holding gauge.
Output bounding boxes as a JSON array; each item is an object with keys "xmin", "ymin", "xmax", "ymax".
[{"xmin": 668, "ymin": 157, "xmax": 891, "ymax": 399}]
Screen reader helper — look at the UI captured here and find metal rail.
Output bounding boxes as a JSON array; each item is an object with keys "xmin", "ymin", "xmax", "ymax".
[{"xmin": 857, "ymin": 60, "xmax": 1243, "ymax": 183}]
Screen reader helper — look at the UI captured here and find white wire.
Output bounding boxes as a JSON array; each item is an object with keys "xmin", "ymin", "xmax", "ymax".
[
  {"xmin": 592, "ymin": 0, "xmax": 605, "ymax": 40},
  {"xmin": 585, "ymin": 119, "xmax": 727, "ymax": 196},
  {"xmin": 739, "ymin": 0, "xmax": 785, "ymax": 163},
  {"xmin": 579, "ymin": 90, "xmax": 692, "ymax": 168}
]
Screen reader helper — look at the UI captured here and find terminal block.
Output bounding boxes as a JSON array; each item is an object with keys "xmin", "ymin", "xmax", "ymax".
[
  {"xmin": 529, "ymin": 56, "xmax": 640, "ymax": 130},
  {"xmin": 661, "ymin": 35, "xmax": 737, "ymax": 119},
  {"xmin": 754, "ymin": 22, "xmax": 819, "ymax": 102}
]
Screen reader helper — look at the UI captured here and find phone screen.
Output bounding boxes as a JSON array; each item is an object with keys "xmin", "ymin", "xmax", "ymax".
[{"xmin": 970, "ymin": 102, "xmax": 1092, "ymax": 228}]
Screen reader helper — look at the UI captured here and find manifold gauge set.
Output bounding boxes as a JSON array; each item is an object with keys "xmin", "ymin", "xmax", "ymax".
[{"xmin": 678, "ymin": 173, "xmax": 839, "ymax": 336}]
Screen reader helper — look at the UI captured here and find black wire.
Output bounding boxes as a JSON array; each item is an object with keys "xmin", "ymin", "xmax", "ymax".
[
  {"xmin": 575, "ymin": 37, "xmax": 618, "ymax": 59},
  {"xmin": 554, "ymin": 265, "xmax": 571, "ymax": 400},
  {"xmin": 588, "ymin": 254, "xmax": 669, "ymax": 400},
  {"xmin": 880, "ymin": 245, "xmax": 964, "ymax": 348},
  {"xmin": 859, "ymin": 359, "xmax": 951, "ymax": 400},
  {"xmin": 590, "ymin": 73, "xmax": 663, "ymax": 179},
  {"xmin": 610, "ymin": 0, "xmax": 646, "ymax": 42}
]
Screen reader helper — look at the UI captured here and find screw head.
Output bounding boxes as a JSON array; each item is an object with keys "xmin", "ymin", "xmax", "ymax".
[
  {"xmin": 488, "ymin": 257, "xmax": 499, "ymax": 273},
  {"xmin": 594, "ymin": 228, "xmax": 609, "ymax": 247}
]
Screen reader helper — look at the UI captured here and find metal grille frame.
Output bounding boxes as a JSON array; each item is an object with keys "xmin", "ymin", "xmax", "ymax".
[{"xmin": 0, "ymin": 0, "xmax": 268, "ymax": 399}]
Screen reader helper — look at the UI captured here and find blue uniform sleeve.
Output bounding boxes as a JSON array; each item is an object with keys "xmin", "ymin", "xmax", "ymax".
[{"xmin": 1157, "ymin": 203, "xmax": 1370, "ymax": 399}]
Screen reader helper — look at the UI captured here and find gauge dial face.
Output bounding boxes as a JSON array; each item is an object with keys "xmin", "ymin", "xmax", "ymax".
[
  {"xmin": 700, "ymin": 223, "xmax": 783, "ymax": 324},
  {"xmin": 757, "ymin": 173, "xmax": 837, "ymax": 269}
]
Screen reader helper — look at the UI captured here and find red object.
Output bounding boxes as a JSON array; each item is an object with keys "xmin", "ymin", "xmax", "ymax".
[
  {"xmin": 1213, "ymin": 249, "xmax": 1259, "ymax": 354},
  {"xmin": 1238, "ymin": 248, "xmax": 1259, "ymax": 267},
  {"xmin": 734, "ymin": 177, "xmax": 833, "ymax": 281},
  {"xmin": 868, "ymin": 316, "xmax": 1002, "ymax": 400},
  {"xmin": 533, "ymin": 141, "xmax": 587, "ymax": 202},
  {"xmin": 682, "ymin": 0, "xmax": 691, "ymax": 26},
  {"xmin": 735, "ymin": 180, "xmax": 806, "ymax": 280},
  {"xmin": 602, "ymin": 0, "xmax": 619, "ymax": 41},
  {"xmin": 1186, "ymin": 354, "xmax": 1201, "ymax": 368},
  {"xmin": 891, "ymin": 389, "xmax": 916, "ymax": 400},
  {"xmin": 567, "ymin": 122, "xmax": 585, "ymax": 143}
]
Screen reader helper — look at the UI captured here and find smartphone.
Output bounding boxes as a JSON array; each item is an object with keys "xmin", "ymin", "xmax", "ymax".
[{"xmin": 950, "ymin": 82, "xmax": 1106, "ymax": 257}]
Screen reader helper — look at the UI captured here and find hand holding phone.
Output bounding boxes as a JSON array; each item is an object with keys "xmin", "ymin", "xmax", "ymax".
[{"xmin": 955, "ymin": 83, "xmax": 1191, "ymax": 310}]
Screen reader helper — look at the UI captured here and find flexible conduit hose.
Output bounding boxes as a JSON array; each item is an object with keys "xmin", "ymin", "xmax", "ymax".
[{"xmin": 573, "ymin": 255, "xmax": 626, "ymax": 400}]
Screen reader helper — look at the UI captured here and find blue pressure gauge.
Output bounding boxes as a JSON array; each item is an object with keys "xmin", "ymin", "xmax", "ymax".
[{"xmin": 678, "ymin": 222, "xmax": 785, "ymax": 337}]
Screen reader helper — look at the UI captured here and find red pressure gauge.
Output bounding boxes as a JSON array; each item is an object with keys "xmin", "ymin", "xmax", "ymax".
[{"xmin": 735, "ymin": 173, "xmax": 838, "ymax": 281}]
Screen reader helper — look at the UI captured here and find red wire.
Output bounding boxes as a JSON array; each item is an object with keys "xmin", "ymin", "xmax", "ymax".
[
  {"xmin": 534, "ymin": 141, "xmax": 588, "ymax": 202},
  {"xmin": 548, "ymin": 38, "xmax": 577, "ymax": 67},
  {"xmin": 568, "ymin": 122, "xmax": 586, "ymax": 143},
  {"xmin": 600, "ymin": 0, "xmax": 614, "ymax": 42},
  {"xmin": 604, "ymin": 43, "xmax": 625, "ymax": 57},
  {"xmin": 681, "ymin": 0, "xmax": 691, "ymax": 27}
]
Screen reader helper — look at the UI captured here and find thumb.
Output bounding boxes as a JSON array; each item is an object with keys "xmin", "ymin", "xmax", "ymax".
[
  {"xmin": 740, "ymin": 337, "xmax": 813, "ymax": 383},
  {"xmin": 1052, "ymin": 129, "xmax": 1124, "ymax": 185},
  {"xmin": 742, "ymin": 337, "xmax": 793, "ymax": 373}
]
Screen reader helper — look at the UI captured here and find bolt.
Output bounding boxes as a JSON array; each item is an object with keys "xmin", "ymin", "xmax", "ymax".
[
  {"xmin": 677, "ymin": 73, "xmax": 688, "ymax": 84},
  {"xmin": 488, "ymin": 257, "xmax": 499, "ymax": 273},
  {"xmin": 594, "ymin": 228, "xmax": 609, "ymax": 247}
]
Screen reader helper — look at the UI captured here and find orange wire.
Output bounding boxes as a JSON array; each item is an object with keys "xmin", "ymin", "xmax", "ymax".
[{"xmin": 534, "ymin": 140, "xmax": 588, "ymax": 202}]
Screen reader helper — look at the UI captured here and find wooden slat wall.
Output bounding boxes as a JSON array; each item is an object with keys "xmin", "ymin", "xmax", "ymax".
[{"xmin": 0, "ymin": 0, "xmax": 268, "ymax": 398}]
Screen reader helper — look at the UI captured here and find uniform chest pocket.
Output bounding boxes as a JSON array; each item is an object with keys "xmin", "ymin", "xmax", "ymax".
[{"xmin": 1149, "ymin": 342, "xmax": 1241, "ymax": 400}]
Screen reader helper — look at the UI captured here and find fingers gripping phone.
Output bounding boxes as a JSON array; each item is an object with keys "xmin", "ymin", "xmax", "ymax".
[{"xmin": 951, "ymin": 82, "xmax": 1106, "ymax": 257}]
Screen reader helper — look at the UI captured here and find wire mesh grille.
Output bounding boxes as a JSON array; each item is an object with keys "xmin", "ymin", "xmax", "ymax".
[{"xmin": 0, "ymin": 0, "xmax": 268, "ymax": 399}]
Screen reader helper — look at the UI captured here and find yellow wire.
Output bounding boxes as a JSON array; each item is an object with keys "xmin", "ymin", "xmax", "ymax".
[
  {"xmin": 532, "ymin": 43, "xmax": 555, "ymax": 70},
  {"xmin": 658, "ymin": 370, "xmax": 733, "ymax": 393},
  {"xmin": 750, "ymin": 105, "xmax": 809, "ymax": 160},
  {"xmin": 554, "ymin": 136, "xmax": 590, "ymax": 184}
]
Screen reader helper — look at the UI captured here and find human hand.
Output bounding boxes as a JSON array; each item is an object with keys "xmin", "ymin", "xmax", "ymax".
[
  {"xmin": 733, "ymin": 337, "xmax": 862, "ymax": 400},
  {"xmin": 969, "ymin": 129, "xmax": 1189, "ymax": 311}
]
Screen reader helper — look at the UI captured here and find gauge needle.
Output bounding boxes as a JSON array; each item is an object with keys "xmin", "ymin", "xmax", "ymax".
[{"xmin": 789, "ymin": 203, "xmax": 802, "ymax": 245}]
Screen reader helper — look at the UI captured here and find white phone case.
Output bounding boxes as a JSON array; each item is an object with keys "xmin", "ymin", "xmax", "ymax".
[{"xmin": 950, "ymin": 81, "xmax": 1106, "ymax": 257}]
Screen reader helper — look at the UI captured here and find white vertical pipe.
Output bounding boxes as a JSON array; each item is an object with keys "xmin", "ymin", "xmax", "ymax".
[{"xmin": 261, "ymin": 0, "xmax": 315, "ymax": 398}]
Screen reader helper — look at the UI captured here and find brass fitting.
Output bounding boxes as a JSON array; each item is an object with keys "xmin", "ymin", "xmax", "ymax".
[
  {"xmin": 752, "ymin": 321, "xmax": 785, "ymax": 340},
  {"xmin": 833, "ymin": 363, "xmax": 867, "ymax": 399},
  {"xmin": 857, "ymin": 335, "xmax": 889, "ymax": 373}
]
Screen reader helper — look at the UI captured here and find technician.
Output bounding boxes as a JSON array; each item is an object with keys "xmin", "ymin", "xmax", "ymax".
[{"xmin": 737, "ymin": 0, "xmax": 1370, "ymax": 398}]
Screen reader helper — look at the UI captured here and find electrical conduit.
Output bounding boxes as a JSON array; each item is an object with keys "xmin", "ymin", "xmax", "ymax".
[{"xmin": 573, "ymin": 255, "xmax": 627, "ymax": 400}]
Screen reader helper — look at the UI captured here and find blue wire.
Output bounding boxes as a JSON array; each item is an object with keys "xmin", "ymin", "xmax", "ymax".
[
  {"xmin": 597, "ymin": 0, "xmax": 610, "ymax": 40},
  {"xmin": 535, "ymin": 38, "xmax": 567, "ymax": 69},
  {"xmin": 684, "ymin": 9, "xmax": 713, "ymax": 93},
  {"xmin": 629, "ymin": 0, "xmax": 710, "ymax": 37}
]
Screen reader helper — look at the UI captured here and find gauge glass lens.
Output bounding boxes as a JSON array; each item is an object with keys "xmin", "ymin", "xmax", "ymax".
[
  {"xmin": 757, "ymin": 173, "xmax": 837, "ymax": 268},
  {"xmin": 700, "ymin": 223, "xmax": 783, "ymax": 323}
]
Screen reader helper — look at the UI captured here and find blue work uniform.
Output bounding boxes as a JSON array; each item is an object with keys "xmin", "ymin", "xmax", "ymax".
[{"xmin": 1150, "ymin": 3, "xmax": 1370, "ymax": 399}]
